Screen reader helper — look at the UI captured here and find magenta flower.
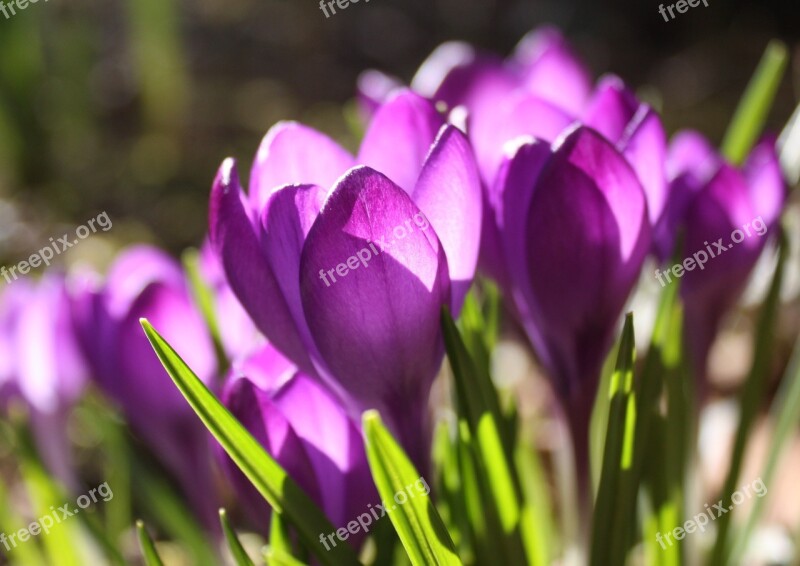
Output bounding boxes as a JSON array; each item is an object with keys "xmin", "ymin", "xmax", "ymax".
[
  {"xmin": 73, "ymin": 245, "xmax": 220, "ymax": 525},
  {"xmin": 219, "ymin": 344, "xmax": 375, "ymax": 547},
  {"xmin": 655, "ymin": 132, "xmax": 786, "ymax": 377},
  {"xmin": 0, "ymin": 274, "xmax": 88, "ymax": 489},
  {"xmin": 209, "ymin": 90, "xmax": 482, "ymax": 466},
  {"xmin": 489, "ymin": 127, "xmax": 652, "ymax": 475}
]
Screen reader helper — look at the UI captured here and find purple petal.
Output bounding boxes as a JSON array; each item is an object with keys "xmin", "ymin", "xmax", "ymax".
[
  {"xmin": 104, "ymin": 245, "xmax": 185, "ymax": 316},
  {"xmin": 493, "ymin": 140, "xmax": 554, "ymax": 370},
  {"xmin": 412, "ymin": 125, "xmax": 483, "ymax": 312},
  {"xmin": 357, "ymin": 70, "xmax": 403, "ymax": 120},
  {"xmin": 743, "ymin": 136, "xmax": 786, "ymax": 225},
  {"xmin": 299, "ymin": 167, "xmax": 450, "ymax": 411},
  {"xmin": 210, "ymin": 159, "xmax": 315, "ymax": 374},
  {"xmin": 471, "ymin": 92, "xmax": 573, "ymax": 182},
  {"xmin": 221, "ymin": 376, "xmax": 322, "ymax": 526},
  {"xmin": 512, "ymin": 26, "xmax": 592, "ymax": 115},
  {"xmin": 16, "ymin": 275, "xmax": 87, "ymax": 413},
  {"xmin": 526, "ymin": 127, "xmax": 650, "ymax": 400},
  {"xmin": 118, "ymin": 281, "xmax": 217, "ymax": 416},
  {"xmin": 618, "ymin": 107, "xmax": 668, "ymax": 224},
  {"xmin": 581, "ymin": 76, "xmax": 641, "ymax": 145},
  {"xmin": 249, "ymin": 122, "xmax": 355, "ymax": 209},
  {"xmin": 357, "ymin": 90, "xmax": 444, "ymax": 194},
  {"xmin": 271, "ymin": 373, "xmax": 374, "ymax": 529},
  {"xmin": 667, "ymin": 130, "xmax": 720, "ymax": 182}
]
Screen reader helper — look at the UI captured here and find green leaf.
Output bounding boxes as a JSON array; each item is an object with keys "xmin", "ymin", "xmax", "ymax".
[
  {"xmin": 721, "ymin": 40, "xmax": 788, "ymax": 165},
  {"xmin": 140, "ymin": 319, "xmax": 361, "ymax": 566},
  {"xmin": 183, "ymin": 247, "xmax": 229, "ymax": 370},
  {"xmin": 220, "ymin": 509, "xmax": 255, "ymax": 566},
  {"xmin": 590, "ymin": 313, "xmax": 637, "ymax": 566},
  {"xmin": 732, "ymin": 332, "xmax": 800, "ymax": 561},
  {"xmin": 136, "ymin": 520, "xmax": 165, "ymax": 566},
  {"xmin": 441, "ymin": 308, "xmax": 521, "ymax": 524},
  {"xmin": 709, "ymin": 233, "xmax": 788, "ymax": 566},
  {"xmin": 264, "ymin": 546, "xmax": 309, "ymax": 566},
  {"xmin": 132, "ymin": 457, "xmax": 216, "ymax": 566},
  {"xmin": 362, "ymin": 410, "xmax": 462, "ymax": 566}
]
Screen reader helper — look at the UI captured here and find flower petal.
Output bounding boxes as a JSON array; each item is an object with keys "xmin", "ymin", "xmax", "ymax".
[
  {"xmin": 743, "ymin": 135, "xmax": 786, "ymax": 225},
  {"xmin": 513, "ymin": 26, "xmax": 592, "ymax": 115},
  {"xmin": 581, "ymin": 76, "xmax": 640, "ymax": 145},
  {"xmin": 618, "ymin": 107, "xmax": 668, "ymax": 224},
  {"xmin": 526, "ymin": 127, "xmax": 650, "ymax": 399},
  {"xmin": 412, "ymin": 125, "xmax": 482, "ymax": 312},
  {"xmin": 249, "ymin": 122, "xmax": 355, "ymax": 209},
  {"xmin": 299, "ymin": 166, "xmax": 450, "ymax": 411},
  {"xmin": 357, "ymin": 90, "xmax": 444, "ymax": 194},
  {"xmin": 209, "ymin": 159, "xmax": 315, "ymax": 373}
]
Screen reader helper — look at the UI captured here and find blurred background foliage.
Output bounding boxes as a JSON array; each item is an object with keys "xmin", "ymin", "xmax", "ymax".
[{"xmin": 1, "ymin": 0, "xmax": 799, "ymax": 261}]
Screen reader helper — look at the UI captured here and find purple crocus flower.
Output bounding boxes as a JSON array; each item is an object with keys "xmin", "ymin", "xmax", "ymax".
[
  {"xmin": 219, "ymin": 344, "xmax": 375, "ymax": 547},
  {"xmin": 210, "ymin": 90, "xmax": 482, "ymax": 467},
  {"xmin": 655, "ymin": 132, "xmax": 786, "ymax": 379},
  {"xmin": 359, "ymin": 26, "xmax": 592, "ymax": 124},
  {"xmin": 0, "ymin": 274, "xmax": 88, "ymax": 490},
  {"xmin": 490, "ymin": 127, "xmax": 652, "ymax": 481},
  {"xmin": 73, "ymin": 245, "xmax": 220, "ymax": 526}
]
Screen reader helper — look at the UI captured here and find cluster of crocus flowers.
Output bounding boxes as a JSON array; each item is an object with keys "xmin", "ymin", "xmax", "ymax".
[{"xmin": 0, "ymin": 25, "xmax": 788, "ymax": 561}]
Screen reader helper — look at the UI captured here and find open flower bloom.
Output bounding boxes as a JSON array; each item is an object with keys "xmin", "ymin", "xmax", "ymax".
[
  {"xmin": 0, "ymin": 274, "xmax": 88, "ymax": 490},
  {"xmin": 490, "ymin": 127, "xmax": 652, "ymax": 473},
  {"xmin": 210, "ymin": 89, "xmax": 482, "ymax": 467},
  {"xmin": 219, "ymin": 344, "xmax": 375, "ymax": 546},
  {"xmin": 72, "ymin": 245, "xmax": 220, "ymax": 525},
  {"xmin": 655, "ymin": 132, "xmax": 786, "ymax": 378}
]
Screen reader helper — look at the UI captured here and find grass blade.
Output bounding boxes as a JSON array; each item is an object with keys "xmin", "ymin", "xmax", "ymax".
[
  {"xmin": 363, "ymin": 410, "xmax": 461, "ymax": 566},
  {"xmin": 721, "ymin": 40, "xmax": 788, "ymax": 165},
  {"xmin": 590, "ymin": 313, "xmax": 637, "ymax": 566},
  {"xmin": 137, "ymin": 520, "xmax": 165, "ymax": 566},
  {"xmin": 140, "ymin": 319, "xmax": 361, "ymax": 566},
  {"xmin": 220, "ymin": 509, "xmax": 255, "ymax": 566},
  {"xmin": 708, "ymin": 233, "xmax": 788, "ymax": 565}
]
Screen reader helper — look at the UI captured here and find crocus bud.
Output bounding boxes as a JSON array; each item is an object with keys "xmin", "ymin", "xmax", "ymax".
[
  {"xmin": 73, "ymin": 245, "xmax": 220, "ymax": 526},
  {"xmin": 656, "ymin": 132, "xmax": 786, "ymax": 377},
  {"xmin": 219, "ymin": 344, "xmax": 375, "ymax": 547}
]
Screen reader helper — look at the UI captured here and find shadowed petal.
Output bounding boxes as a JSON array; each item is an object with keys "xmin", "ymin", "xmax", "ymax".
[
  {"xmin": 526, "ymin": 127, "xmax": 650, "ymax": 400},
  {"xmin": 299, "ymin": 167, "xmax": 450, "ymax": 410}
]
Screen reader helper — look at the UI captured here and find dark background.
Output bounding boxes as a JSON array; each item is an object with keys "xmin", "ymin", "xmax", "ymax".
[{"xmin": 0, "ymin": 0, "xmax": 798, "ymax": 263}]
